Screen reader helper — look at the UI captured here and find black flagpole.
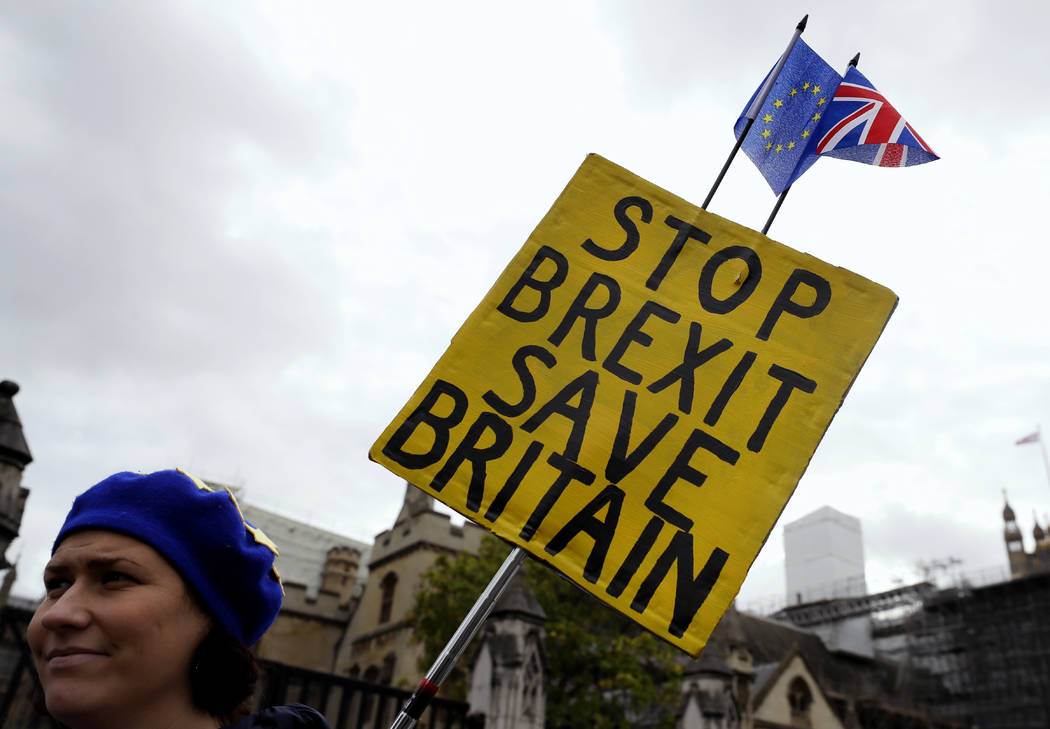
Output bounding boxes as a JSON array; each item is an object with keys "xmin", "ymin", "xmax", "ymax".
[
  {"xmin": 761, "ymin": 52, "xmax": 860, "ymax": 235},
  {"xmin": 761, "ymin": 185, "xmax": 791, "ymax": 234},
  {"xmin": 701, "ymin": 15, "xmax": 808, "ymax": 210}
]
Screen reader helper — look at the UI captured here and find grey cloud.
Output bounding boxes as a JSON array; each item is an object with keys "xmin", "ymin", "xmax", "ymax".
[{"xmin": 1, "ymin": 1, "xmax": 351, "ymax": 379}]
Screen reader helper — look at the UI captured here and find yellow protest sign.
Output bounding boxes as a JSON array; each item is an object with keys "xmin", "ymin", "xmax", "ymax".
[{"xmin": 371, "ymin": 154, "xmax": 896, "ymax": 655}]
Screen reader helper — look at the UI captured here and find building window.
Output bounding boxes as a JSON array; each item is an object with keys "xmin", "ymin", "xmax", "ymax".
[
  {"xmin": 788, "ymin": 676, "xmax": 813, "ymax": 728},
  {"xmin": 379, "ymin": 572, "xmax": 398, "ymax": 624},
  {"xmin": 361, "ymin": 665, "xmax": 381, "ymax": 718},
  {"xmin": 381, "ymin": 653, "xmax": 397, "ymax": 685},
  {"xmin": 522, "ymin": 650, "xmax": 541, "ymax": 719}
]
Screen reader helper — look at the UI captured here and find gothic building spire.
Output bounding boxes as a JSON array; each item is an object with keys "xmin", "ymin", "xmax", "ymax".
[
  {"xmin": 0, "ymin": 381, "xmax": 32, "ymax": 468},
  {"xmin": 1003, "ymin": 490, "xmax": 1022, "ymax": 550},
  {"xmin": 395, "ymin": 481, "xmax": 434, "ymax": 526},
  {"xmin": 0, "ymin": 381, "xmax": 32, "ymax": 564}
]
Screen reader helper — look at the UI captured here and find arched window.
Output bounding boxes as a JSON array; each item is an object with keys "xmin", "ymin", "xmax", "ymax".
[
  {"xmin": 787, "ymin": 676, "xmax": 813, "ymax": 728},
  {"xmin": 379, "ymin": 572, "xmax": 398, "ymax": 624},
  {"xmin": 361, "ymin": 665, "xmax": 381, "ymax": 719},
  {"xmin": 522, "ymin": 650, "xmax": 541, "ymax": 720},
  {"xmin": 381, "ymin": 653, "xmax": 397, "ymax": 685}
]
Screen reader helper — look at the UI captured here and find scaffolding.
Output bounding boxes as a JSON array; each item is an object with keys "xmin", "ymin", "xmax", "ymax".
[
  {"xmin": 770, "ymin": 569, "xmax": 1050, "ymax": 727},
  {"xmin": 902, "ymin": 571, "xmax": 1050, "ymax": 728}
]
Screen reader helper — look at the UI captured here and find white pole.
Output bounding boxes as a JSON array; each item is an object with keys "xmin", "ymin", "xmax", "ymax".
[{"xmin": 1038, "ymin": 425, "xmax": 1050, "ymax": 493}]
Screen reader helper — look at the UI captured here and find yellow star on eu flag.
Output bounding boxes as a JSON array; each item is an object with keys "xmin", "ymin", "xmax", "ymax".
[
  {"xmin": 775, "ymin": 144, "xmax": 784, "ymax": 153},
  {"xmin": 762, "ymin": 129, "xmax": 771, "ymax": 138},
  {"xmin": 765, "ymin": 141, "xmax": 773, "ymax": 151},
  {"xmin": 802, "ymin": 82, "xmax": 810, "ymax": 90},
  {"xmin": 812, "ymin": 112, "xmax": 822, "ymax": 122},
  {"xmin": 801, "ymin": 129, "xmax": 810, "ymax": 138},
  {"xmin": 787, "ymin": 141, "xmax": 795, "ymax": 150},
  {"xmin": 773, "ymin": 99, "xmax": 783, "ymax": 109},
  {"xmin": 763, "ymin": 114, "xmax": 773, "ymax": 123},
  {"xmin": 789, "ymin": 88, "xmax": 797, "ymax": 97},
  {"xmin": 817, "ymin": 98, "xmax": 825, "ymax": 106},
  {"xmin": 812, "ymin": 85, "xmax": 822, "ymax": 94}
]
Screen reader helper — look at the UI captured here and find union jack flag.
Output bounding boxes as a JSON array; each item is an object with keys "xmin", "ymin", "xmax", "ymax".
[{"xmin": 811, "ymin": 66, "xmax": 938, "ymax": 168}]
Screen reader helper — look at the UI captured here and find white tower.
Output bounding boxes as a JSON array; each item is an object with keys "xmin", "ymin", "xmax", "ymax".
[{"xmin": 784, "ymin": 506, "xmax": 866, "ymax": 605}]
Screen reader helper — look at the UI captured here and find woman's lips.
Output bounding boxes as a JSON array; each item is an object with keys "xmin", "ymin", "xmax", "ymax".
[{"xmin": 46, "ymin": 649, "xmax": 105, "ymax": 669}]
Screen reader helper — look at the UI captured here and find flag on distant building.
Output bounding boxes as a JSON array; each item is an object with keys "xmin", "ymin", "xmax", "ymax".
[
  {"xmin": 735, "ymin": 39, "xmax": 841, "ymax": 196},
  {"xmin": 1017, "ymin": 431, "xmax": 1041, "ymax": 446},
  {"xmin": 811, "ymin": 66, "xmax": 938, "ymax": 168}
]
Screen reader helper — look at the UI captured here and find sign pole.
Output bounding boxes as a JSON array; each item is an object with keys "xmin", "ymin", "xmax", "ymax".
[
  {"xmin": 701, "ymin": 15, "xmax": 807, "ymax": 211},
  {"xmin": 388, "ymin": 546, "xmax": 528, "ymax": 729}
]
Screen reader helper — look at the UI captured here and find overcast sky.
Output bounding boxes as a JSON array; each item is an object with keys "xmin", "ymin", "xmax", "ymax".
[{"xmin": 4, "ymin": 0, "xmax": 1048, "ymax": 610}]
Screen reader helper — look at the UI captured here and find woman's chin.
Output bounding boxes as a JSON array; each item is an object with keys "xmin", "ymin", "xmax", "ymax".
[{"xmin": 44, "ymin": 682, "xmax": 112, "ymax": 725}]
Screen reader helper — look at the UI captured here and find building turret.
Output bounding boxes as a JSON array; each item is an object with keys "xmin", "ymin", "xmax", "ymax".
[
  {"xmin": 321, "ymin": 545, "xmax": 361, "ymax": 607},
  {"xmin": 0, "ymin": 381, "xmax": 32, "ymax": 562},
  {"xmin": 1003, "ymin": 492, "xmax": 1028, "ymax": 578},
  {"xmin": 394, "ymin": 481, "xmax": 434, "ymax": 525},
  {"xmin": 721, "ymin": 604, "xmax": 755, "ymax": 725},
  {"xmin": 467, "ymin": 574, "xmax": 547, "ymax": 729},
  {"xmin": 1003, "ymin": 493, "xmax": 1023, "ymax": 549},
  {"xmin": 1034, "ymin": 513, "xmax": 1050, "ymax": 552},
  {"xmin": 335, "ymin": 481, "xmax": 484, "ymax": 686}
]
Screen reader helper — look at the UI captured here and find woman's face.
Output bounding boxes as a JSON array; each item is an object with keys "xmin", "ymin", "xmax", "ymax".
[{"xmin": 27, "ymin": 530, "xmax": 212, "ymax": 726}]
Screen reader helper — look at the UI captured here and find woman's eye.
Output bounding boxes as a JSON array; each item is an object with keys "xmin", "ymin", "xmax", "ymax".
[
  {"xmin": 43, "ymin": 578, "xmax": 70, "ymax": 597},
  {"xmin": 101, "ymin": 571, "xmax": 135, "ymax": 585}
]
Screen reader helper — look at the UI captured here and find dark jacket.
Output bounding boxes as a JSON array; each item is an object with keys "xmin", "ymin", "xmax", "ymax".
[{"xmin": 224, "ymin": 704, "xmax": 332, "ymax": 728}]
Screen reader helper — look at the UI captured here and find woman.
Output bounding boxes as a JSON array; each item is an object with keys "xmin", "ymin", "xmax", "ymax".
[{"xmin": 28, "ymin": 469, "xmax": 332, "ymax": 729}]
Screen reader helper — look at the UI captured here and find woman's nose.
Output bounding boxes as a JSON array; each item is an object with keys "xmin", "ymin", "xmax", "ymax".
[{"xmin": 39, "ymin": 586, "xmax": 92, "ymax": 631}]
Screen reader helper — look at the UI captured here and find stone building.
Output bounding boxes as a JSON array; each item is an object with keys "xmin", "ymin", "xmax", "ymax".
[
  {"xmin": 324, "ymin": 486, "xmax": 960, "ymax": 729},
  {"xmin": 679, "ymin": 607, "xmax": 752, "ymax": 729},
  {"xmin": 681, "ymin": 606, "xmax": 961, "ymax": 729},
  {"xmin": 760, "ymin": 494, "xmax": 1050, "ymax": 729},
  {"xmin": 466, "ymin": 574, "xmax": 547, "ymax": 729},
  {"xmin": 0, "ymin": 381, "xmax": 32, "ymax": 574},
  {"xmin": 228, "ymin": 499, "xmax": 371, "ymax": 673},
  {"xmin": 0, "ymin": 381, "xmax": 42, "ymax": 728},
  {"xmin": 334, "ymin": 482, "xmax": 484, "ymax": 687},
  {"xmin": 315, "ymin": 486, "xmax": 965, "ymax": 729}
]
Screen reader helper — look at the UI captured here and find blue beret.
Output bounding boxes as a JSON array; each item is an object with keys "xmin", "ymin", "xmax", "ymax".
[{"xmin": 54, "ymin": 469, "xmax": 284, "ymax": 646}]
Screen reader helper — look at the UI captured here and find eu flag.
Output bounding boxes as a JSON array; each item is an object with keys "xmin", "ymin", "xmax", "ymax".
[{"xmin": 735, "ymin": 40, "xmax": 842, "ymax": 195}]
